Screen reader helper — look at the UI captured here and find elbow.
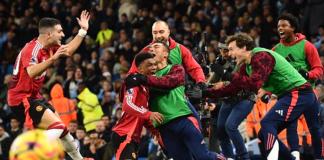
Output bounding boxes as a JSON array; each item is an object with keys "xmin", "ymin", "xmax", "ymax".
[
  {"xmin": 26, "ymin": 68, "xmax": 36, "ymax": 79},
  {"xmin": 66, "ymin": 48, "xmax": 74, "ymax": 56}
]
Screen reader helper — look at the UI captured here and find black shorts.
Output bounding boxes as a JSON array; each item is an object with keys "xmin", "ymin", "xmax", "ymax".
[
  {"xmin": 10, "ymin": 98, "xmax": 55, "ymax": 128},
  {"xmin": 108, "ymin": 131, "xmax": 139, "ymax": 160}
]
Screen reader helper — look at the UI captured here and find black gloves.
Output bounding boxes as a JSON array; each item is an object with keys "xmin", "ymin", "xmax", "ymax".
[
  {"xmin": 261, "ymin": 94, "xmax": 271, "ymax": 104},
  {"xmin": 186, "ymin": 84, "xmax": 208, "ymax": 100},
  {"xmin": 125, "ymin": 73, "xmax": 147, "ymax": 90},
  {"xmin": 298, "ymin": 69, "xmax": 309, "ymax": 80},
  {"xmin": 186, "ymin": 87, "xmax": 203, "ymax": 99},
  {"xmin": 196, "ymin": 82, "xmax": 207, "ymax": 90}
]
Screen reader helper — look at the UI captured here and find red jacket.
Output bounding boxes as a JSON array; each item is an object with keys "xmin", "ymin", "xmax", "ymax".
[
  {"xmin": 273, "ymin": 33, "xmax": 323, "ymax": 80},
  {"xmin": 113, "ymin": 84, "xmax": 152, "ymax": 143},
  {"xmin": 128, "ymin": 37, "xmax": 205, "ymax": 83}
]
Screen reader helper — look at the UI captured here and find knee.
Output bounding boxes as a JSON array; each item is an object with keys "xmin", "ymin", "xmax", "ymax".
[
  {"xmin": 225, "ymin": 120, "xmax": 238, "ymax": 133},
  {"xmin": 216, "ymin": 124, "xmax": 227, "ymax": 139}
]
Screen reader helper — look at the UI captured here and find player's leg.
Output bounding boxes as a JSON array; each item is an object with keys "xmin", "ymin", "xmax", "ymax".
[
  {"xmin": 286, "ymin": 120, "xmax": 300, "ymax": 160},
  {"xmin": 24, "ymin": 99, "xmax": 83, "ymax": 160},
  {"xmin": 106, "ymin": 131, "xmax": 139, "ymax": 160},
  {"xmin": 225, "ymin": 99, "xmax": 254, "ymax": 160},
  {"xmin": 117, "ymin": 141, "xmax": 139, "ymax": 160},
  {"xmin": 302, "ymin": 91, "xmax": 324, "ymax": 159},
  {"xmin": 181, "ymin": 116, "xmax": 225, "ymax": 160},
  {"xmin": 187, "ymin": 101, "xmax": 203, "ymax": 129},
  {"xmin": 159, "ymin": 119, "xmax": 193, "ymax": 159},
  {"xmin": 216, "ymin": 102, "xmax": 235, "ymax": 159},
  {"xmin": 258, "ymin": 91, "xmax": 302, "ymax": 160}
]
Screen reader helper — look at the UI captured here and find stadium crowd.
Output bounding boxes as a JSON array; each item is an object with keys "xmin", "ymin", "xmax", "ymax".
[{"xmin": 0, "ymin": 0, "xmax": 324, "ymax": 159}]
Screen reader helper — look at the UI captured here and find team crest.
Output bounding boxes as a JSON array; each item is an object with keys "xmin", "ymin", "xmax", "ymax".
[{"xmin": 36, "ymin": 106, "xmax": 43, "ymax": 112}]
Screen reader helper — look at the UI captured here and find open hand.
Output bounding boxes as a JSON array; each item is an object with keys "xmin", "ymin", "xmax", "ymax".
[
  {"xmin": 150, "ymin": 112, "xmax": 164, "ymax": 124},
  {"xmin": 52, "ymin": 45, "xmax": 69, "ymax": 60},
  {"xmin": 77, "ymin": 10, "xmax": 90, "ymax": 31}
]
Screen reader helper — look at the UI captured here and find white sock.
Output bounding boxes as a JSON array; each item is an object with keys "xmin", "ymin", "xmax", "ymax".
[
  {"xmin": 45, "ymin": 129, "xmax": 64, "ymax": 140},
  {"xmin": 267, "ymin": 140, "xmax": 279, "ymax": 160},
  {"xmin": 61, "ymin": 133, "xmax": 83, "ymax": 160},
  {"xmin": 291, "ymin": 151, "xmax": 300, "ymax": 160}
]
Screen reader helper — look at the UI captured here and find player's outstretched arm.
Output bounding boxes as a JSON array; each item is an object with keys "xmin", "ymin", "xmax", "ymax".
[
  {"xmin": 27, "ymin": 45, "xmax": 68, "ymax": 78},
  {"xmin": 66, "ymin": 10, "xmax": 90, "ymax": 56}
]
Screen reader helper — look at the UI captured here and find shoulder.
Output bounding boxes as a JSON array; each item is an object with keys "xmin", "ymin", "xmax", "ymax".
[
  {"xmin": 22, "ymin": 40, "xmax": 39, "ymax": 54},
  {"xmin": 252, "ymin": 51, "xmax": 274, "ymax": 63},
  {"xmin": 304, "ymin": 40, "xmax": 316, "ymax": 49}
]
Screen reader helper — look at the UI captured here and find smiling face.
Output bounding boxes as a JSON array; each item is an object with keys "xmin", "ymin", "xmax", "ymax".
[
  {"xmin": 277, "ymin": 19, "xmax": 294, "ymax": 41},
  {"xmin": 228, "ymin": 41, "xmax": 248, "ymax": 65},
  {"xmin": 152, "ymin": 21, "xmax": 170, "ymax": 43}
]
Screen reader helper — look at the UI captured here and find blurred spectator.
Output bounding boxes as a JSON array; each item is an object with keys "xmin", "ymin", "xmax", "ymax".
[
  {"xmin": 84, "ymin": 63, "xmax": 100, "ymax": 93},
  {"xmin": 0, "ymin": 75, "xmax": 11, "ymax": 108},
  {"xmin": 96, "ymin": 21, "xmax": 113, "ymax": 48},
  {"xmin": 95, "ymin": 120, "xmax": 110, "ymax": 143},
  {"xmin": 68, "ymin": 120, "xmax": 78, "ymax": 139},
  {"xmin": 101, "ymin": 115, "xmax": 113, "ymax": 132},
  {"xmin": 0, "ymin": 124, "xmax": 11, "ymax": 160},
  {"xmin": 8, "ymin": 118, "xmax": 22, "ymax": 140},
  {"xmin": 77, "ymin": 82, "xmax": 103, "ymax": 132},
  {"xmin": 64, "ymin": 66, "xmax": 84, "ymax": 99},
  {"xmin": 76, "ymin": 126, "xmax": 86, "ymax": 146},
  {"xmin": 314, "ymin": 25, "xmax": 324, "ymax": 50},
  {"xmin": 118, "ymin": 0, "xmax": 138, "ymax": 21},
  {"xmin": 82, "ymin": 131, "xmax": 106, "ymax": 159},
  {"xmin": 116, "ymin": 13, "xmax": 132, "ymax": 37},
  {"xmin": 50, "ymin": 83, "xmax": 77, "ymax": 126}
]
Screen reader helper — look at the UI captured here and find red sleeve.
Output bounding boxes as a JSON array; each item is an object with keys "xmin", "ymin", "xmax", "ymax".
[
  {"xmin": 122, "ymin": 87, "xmax": 151, "ymax": 120},
  {"xmin": 146, "ymin": 65, "xmax": 185, "ymax": 89},
  {"xmin": 206, "ymin": 52, "xmax": 274, "ymax": 98},
  {"xmin": 21, "ymin": 48, "xmax": 34, "ymax": 68},
  {"xmin": 143, "ymin": 120, "xmax": 159, "ymax": 136},
  {"xmin": 304, "ymin": 41, "xmax": 323, "ymax": 80},
  {"xmin": 179, "ymin": 45, "xmax": 206, "ymax": 83}
]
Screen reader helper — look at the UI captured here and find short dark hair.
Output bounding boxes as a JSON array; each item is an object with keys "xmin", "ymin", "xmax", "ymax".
[
  {"xmin": 226, "ymin": 33, "xmax": 256, "ymax": 51},
  {"xmin": 38, "ymin": 17, "xmax": 61, "ymax": 33},
  {"xmin": 134, "ymin": 53, "xmax": 155, "ymax": 67},
  {"xmin": 278, "ymin": 13, "xmax": 300, "ymax": 33}
]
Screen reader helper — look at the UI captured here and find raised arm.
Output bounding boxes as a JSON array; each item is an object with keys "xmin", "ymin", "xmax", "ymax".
[
  {"xmin": 146, "ymin": 65, "xmax": 185, "ymax": 89},
  {"xmin": 66, "ymin": 10, "xmax": 90, "ymax": 56}
]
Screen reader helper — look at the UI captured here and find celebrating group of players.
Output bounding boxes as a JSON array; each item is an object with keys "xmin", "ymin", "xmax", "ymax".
[{"xmin": 7, "ymin": 8, "xmax": 323, "ymax": 160}]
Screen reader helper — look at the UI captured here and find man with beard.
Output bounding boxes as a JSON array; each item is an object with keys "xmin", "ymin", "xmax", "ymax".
[
  {"xmin": 126, "ymin": 42, "xmax": 225, "ymax": 160},
  {"xmin": 129, "ymin": 20, "xmax": 205, "ymax": 85},
  {"xmin": 273, "ymin": 13, "xmax": 323, "ymax": 160},
  {"xmin": 127, "ymin": 20, "xmax": 205, "ymax": 130}
]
